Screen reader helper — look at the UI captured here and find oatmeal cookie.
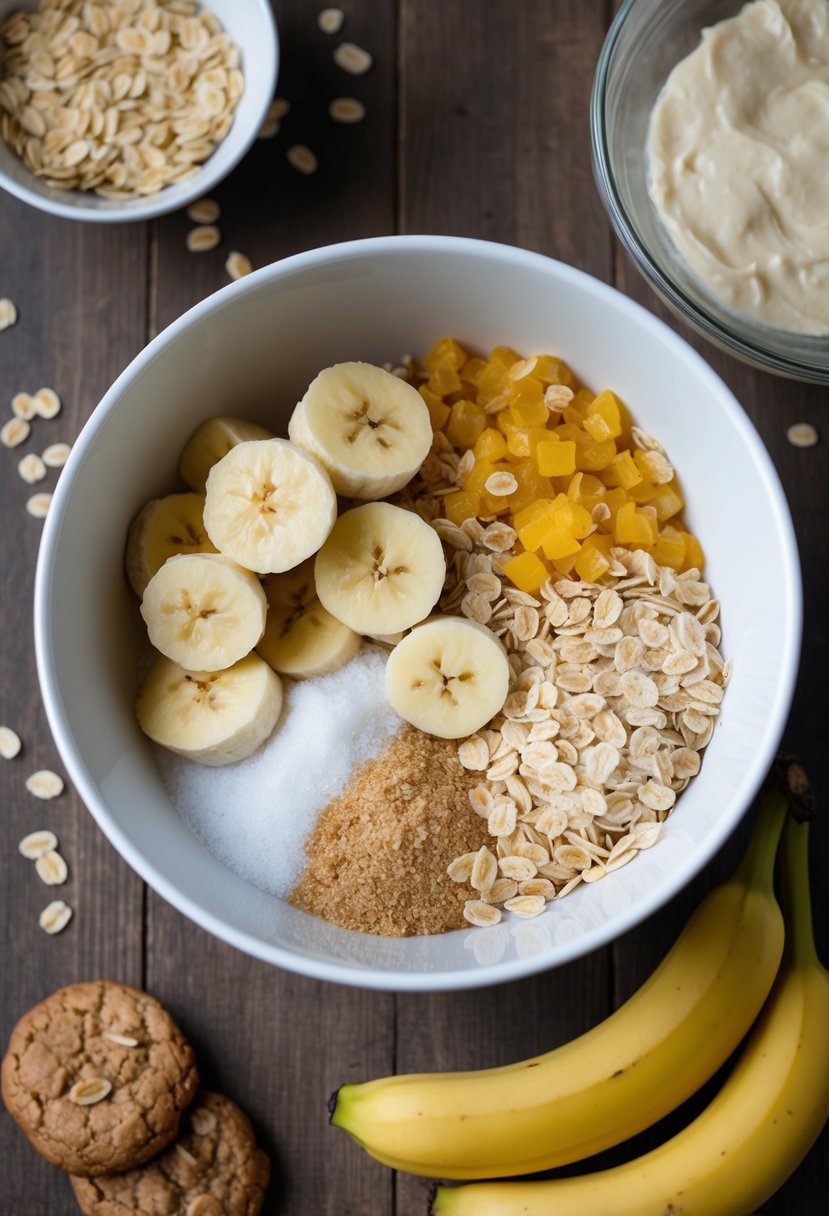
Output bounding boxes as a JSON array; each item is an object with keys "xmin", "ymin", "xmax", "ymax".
[
  {"xmin": 1, "ymin": 980, "xmax": 198, "ymax": 1176},
  {"xmin": 70, "ymin": 1091, "xmax": 271, "ymax": 1215}
]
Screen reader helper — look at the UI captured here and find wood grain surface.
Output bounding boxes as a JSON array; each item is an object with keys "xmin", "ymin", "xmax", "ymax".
[{"xmin": 1, "ymin": 2, "xmax": 826, "ymax": 1213}]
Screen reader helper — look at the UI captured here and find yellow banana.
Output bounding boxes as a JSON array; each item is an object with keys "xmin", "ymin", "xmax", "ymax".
[
  {"xmin": 331, "ymin": 788, "xmax": 786, "ymax": 1179},
  {"xmin": 431, "ymin": 814, "xmax": 829, "ymax": 1216}
]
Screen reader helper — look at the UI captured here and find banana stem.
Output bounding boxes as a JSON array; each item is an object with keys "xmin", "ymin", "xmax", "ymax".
[
  {"xmin": 779, "ymin": 817, "xmax": 818, "ymax": 967},
  {"xmin": 734, "ymin": 786, "xmax": 787, "ymax": 891}
]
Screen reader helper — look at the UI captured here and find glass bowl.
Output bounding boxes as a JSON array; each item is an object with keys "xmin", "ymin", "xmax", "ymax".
[{"xmin": 590, "ymin": 0, "xmax": 829, "ymax": 383}]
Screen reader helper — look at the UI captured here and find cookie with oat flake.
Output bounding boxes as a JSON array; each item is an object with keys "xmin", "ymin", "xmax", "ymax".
[
  {"xmin": 70, "ymin": 1091, "xmax": 271, "ymax": 1216},
  {"xmin": 1, "ymin": 981, "xmax": 198, "ymax": 1176}
]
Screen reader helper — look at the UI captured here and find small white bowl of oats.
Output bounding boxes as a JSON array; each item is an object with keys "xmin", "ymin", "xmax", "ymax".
[
  {"xmin": 0, "ymin": 0, "xmax": 277, "ymax": 221},
  {"xmin": 33, "ymin": 235, "xmax": 801, "ymax": 990}
]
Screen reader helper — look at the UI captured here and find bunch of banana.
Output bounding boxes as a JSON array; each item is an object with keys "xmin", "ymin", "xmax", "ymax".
[
  {"xmin": 331, "ymin": 783, "xmax": 788, "ymax": 1178},
  {"xmin": 127, "ymin": 362, "xmax": 511, "ymax": 764},
  {"xmin": 430, "ymin": 810, "xmax": 829, "ymax": 1215}
]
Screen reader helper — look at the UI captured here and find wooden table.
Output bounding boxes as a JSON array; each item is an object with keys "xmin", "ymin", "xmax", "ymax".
[{"xmin": 1, "ymin": 2, "xmax": 826, "ymax": 1212}]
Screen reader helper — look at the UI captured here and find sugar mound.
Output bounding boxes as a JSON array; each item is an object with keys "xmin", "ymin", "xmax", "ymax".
[{"xmin": 156, "ymin": 646, "xmax": 402, "ymax": 895}]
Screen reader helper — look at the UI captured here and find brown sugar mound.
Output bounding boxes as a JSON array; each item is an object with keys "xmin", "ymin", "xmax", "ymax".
[{"xmin": 290, "ymin": 727, "xmax": 490, "ymax": 936}]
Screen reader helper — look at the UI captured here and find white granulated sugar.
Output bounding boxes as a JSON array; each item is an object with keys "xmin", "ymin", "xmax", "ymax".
[{"xmin": 157, "ymin": 646, "xmax": 401, "ymax": 896}]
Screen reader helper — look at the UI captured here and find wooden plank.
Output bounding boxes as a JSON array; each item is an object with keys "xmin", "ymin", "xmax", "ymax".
[
  {"xmin": 145, "ymin": 4, "xmax": 398, "ymax": 1215},
  {"xmin": 395, "ymin": 3, "xmax": 614, "ymax": 1214},
  {"xmin": 0, "ymin": 192, "xmax": 147, "ymax": 1211}
]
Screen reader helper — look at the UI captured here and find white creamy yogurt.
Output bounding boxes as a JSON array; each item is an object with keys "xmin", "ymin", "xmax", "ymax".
[{"xmin": 647, "ymin": 0, "xmax": 829, "ymax": 335}]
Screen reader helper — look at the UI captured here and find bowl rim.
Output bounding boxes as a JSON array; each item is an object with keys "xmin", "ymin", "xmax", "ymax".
[
  {"xmin": 0, "ymin": 0, "xmax": 278, "ymax": 223},
  {"xmin": 590, "ymin": 0, "xmax": 829, "ymax": 384},
  {"xmin": 34, "ymin": 234, "xmax": 803, "ymax": 991}
]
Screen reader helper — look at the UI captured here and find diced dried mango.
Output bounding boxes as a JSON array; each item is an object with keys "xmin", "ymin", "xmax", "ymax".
[
  {"xmin": 418, "ymin": 385, "xmax": 451, "ymax": 432},
  {"xmin": 681, "ymin": 531, "xmax": 705, "ymax": 572},
  {"xmin": 474, "ymin": 428, "xmax": 509, "ymax": 462},
  {"xmin": 583, "ymin": 412, "xmax": 612, "ymax": 442},
  {"xmin": 506, "ymin": 425, "xmax": 549, "ymax": 459},
  {"xmin": 588, "ymin": 390, "xmax": 623, "ymax": 438},
  {"xmin": 568, "ymin": 389, "xmax": 594, "ymax": 417},
  {"xmin": 609, "ymin": 449, "xmax": 643, "ymax": 490},
  {"xmin": 447, "ymin": 399, "xmax": 486, "ymax": 449},
  {"xmin": 461, "ymin": 356, "xmax": 486, "ymax": 385},
  {"xmin": 517, "ymin": 504, "xmax": 558, "ymax": 551},
  {"xmin": 465, "ymin": 459, "xmax": 494, "ymax": 495},
  {"xmin": 568, "ymin": 502, "xmax": 594, "ymax": 539},
  {"xmin": 503, "ymin": 550, "xmax": 549, "ymax": 593},
  {"xmin": 627, "ymin": 476, "xmax": 658, "ymax": 504},
  {"xmin": 509, "ymin": 463, "xmax": 551, "ymax": 513},
  {"xmin": 429, "ymin": 363, "xmax": 463, "ymax": 396},
  {"xmin": 652, "ymin": 526, "xmax": 686, "ymax": 569},
  {"xmin": 423, "ymin": 336, "xmax": 467, "ymax": 371},
  {"xmin": 509, "ymin": 382, "xmax": 548, "ymax": 427},
  {"xmin": 552, "ymin": 552, "xmax": 580, "ymax": 574},
  {"xmin": 615, "ymin": 501, "xmax": 655, "ymax": 546},
  {"xmin": 514, "ymin": 497, "xmax": 559, "ymax": 534},
  {"xmin": 602, "ymin": 487, "xmax": 628, "ymax": 521},
  {"xmin": 533, "ymin": 355, "xmax": 577, "ymax": 387},
  {"xmin": 577, "ymin": 437, "xmax": 617, "ymax": 472},
  {"xmin": 650, "ymin": 481, "xmax": 684, "ymax": 521},
  {"xmin": 567, "ymin": 472, "xmax": 604, "ymax": 505},
  {"xmin": 443, "ymin": 490, "xmax": 481, "ymax": 527},
  {"xmin": 575, "ymin": 545, "xmax": 610, "ymax": 581},
  {"xmin": 537, "ymin": 439, "xmax": 576, "ymax": 477},
  {"xmin": 541, "ymin": 527, "xmax": 581, "ymax": 561}
]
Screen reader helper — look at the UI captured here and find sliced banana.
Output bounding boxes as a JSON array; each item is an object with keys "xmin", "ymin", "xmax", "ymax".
[
  {"xmin": 385, "ymin": 616, "xmax": 510, "ymax": 739},
  {"xmin": 179, "ymin": 416, "xmax": 274, "ymax": 490},
  {"xmin": 314, "ymin": 501, "xmax": 446, "ymax": 635},
  {"xmin": 135, "ymin": 652, "xmax": 283, "ymax": 766},
  {"xmin": 124, "ymin": 492, "xmax": 217, "ymax": 596},
  {"xmin": 257, "ymin": 558, "xmax": 362, "ymax": 679},
  {"xmin": 203, "ymin": 439, "xmax": 337, "ymax": 574},
  {"xmin": 140, "ymin": 552, "xmax": 267, "ymax": 671},
  {"xmin": 288, "ymin": 361, "xmax": 433, "ymax": 499}
]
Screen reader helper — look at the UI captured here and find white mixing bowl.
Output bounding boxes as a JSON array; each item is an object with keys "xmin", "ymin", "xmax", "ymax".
[{"xmin": 34, "ymin": 236, "xmax": 801, "ymax": 990}]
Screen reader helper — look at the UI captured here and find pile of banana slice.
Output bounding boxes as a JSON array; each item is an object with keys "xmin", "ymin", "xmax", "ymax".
[{"xmin": 127, "ymin": 362, "xmax": 511, "ymax": 766}]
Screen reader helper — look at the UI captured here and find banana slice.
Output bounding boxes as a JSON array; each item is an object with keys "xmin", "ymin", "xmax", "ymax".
[
  {"xmin": 385, "ymin": 616, "xmax": 510, "ymax": 739},
  {"xmin": 203, "ymin": 439, "xmax": 337, "ymax": 574},
  {"xmin": 124, "ymin": 492, "xmax": 217, "ymax": 596},
  {"xmin": 140, "ymin": 552, "xmax": 267, "ymax": 671},
  {"xmin": 288, "ymin": 361, "xmax": 433, "ymax": 499},
  {"xmin": 179, "ymin": 416, "xmax": 274, "ymax": 490},
  {"xmin": 257, "ymin": 558, "xmax": 362, "ymax": 679},
  {"xmin": 314, "ymin": 501, "xmax": 446, "ymax": 635},
  {"xmin": 136, "ymin": 652, "xmax": 283, "ymax": 766}
]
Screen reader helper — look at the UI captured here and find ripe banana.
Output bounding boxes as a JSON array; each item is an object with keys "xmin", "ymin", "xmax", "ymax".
[
  {"xmin": 314, "ymin": 501, "xmax": 446, "ymax": 635},
  {"xmin": 331, "ymin": 786, "xmax": 787, "ymax": 1178},
  {"xmin": 140, "ymin": 552, "xmax": 267, "ymax": 671},
  {"xmin": 385, "ymin": 617, "xmax": 510, "ymax": 739},
  {"xmin": 179, "ymin": 415, "xmax": 273, "ymax": 490},
  {"xmin": 288, "ymin": 361, "xmax": 433, "ymax": 498},
  {"xmin": 135, "ymin": 652, "xmax": 283, "ymax": 766},
  {"xmin": 431, "ymin": 813, "xmax": 829, "ymax": 1215},
  {"xmin": 256, "ymin": 558, "xmax": 361, "ymax": 679},
  {"xmin": 124, "ymin": 491, "xmax": 217, "ymax": 596},
  {"xmin": 203, "ymin": 438, "xmax": 337, "ymax": 574}
]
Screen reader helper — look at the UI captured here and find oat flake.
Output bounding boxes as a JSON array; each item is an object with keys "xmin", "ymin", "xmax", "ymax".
[
  {"xmin": 36, "ymin": 850, "xmax": 68, "ymax": 886},
  {"xmin": 319, "ymin": 8, "xmax": 345, "ymax": 34},
  {"xmin": 1, "ymin": 417, "xmax": 30, "ymax": 447},
  {"xmin": 18, "ymin": 830, "xmax": 58, "ymax": 859},
  {"xmin": 333, "ymin": 42, "xmax": 373, "ymax": 75},
  {"xmin": 0, "ymin": 297, "xmax": 17, "ymax": 331},
  {"xmin": 286, "ymin": 144, "xmax": 318, "ymax": 174},
  {"xmin": 329, "ymin": 97, "xmax": 366, "ymax": 123},
  {"xmin": 39, "ymin": 900, "xmax": 73, "ymax": 935},
  {"xmin": 26, "ymin": 492, "xmax": 52, "ymax": 519},
  {"xmin": 25, "ymin": 769, "xmax": 64, "ymax": 799},
  {"xmin": 69, "ymin": 1077, "xmax": 112, "ymax": 1106},
  {"xmin": 0, "ymin": 726, "xmax": 22, "ymax": 759},
  {"xmin": 786, "ymin": 422, "xmax": 818, "ymax": 448}
]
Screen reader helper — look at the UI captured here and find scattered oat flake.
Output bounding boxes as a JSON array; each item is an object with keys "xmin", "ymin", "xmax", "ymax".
[
  {"xmin": 19, "ymin": 830, "xmax": 58, "ymax": 859},
  {"xmin": 190, "ymin": 1107, "xmax": 218, "ymax": 1136},
  {"xmin": 18, "ymin": 453, "xmax": 47, "ymax": 484},
  {"xmin": 786, "ymin": 422, "xmax": 818, "ymax": 448},
  {"xmin": 39, "ymin": 900, "xmax": 72, "ymax": 935},
  {"xmin": 485, "ymin": 471, "xmax": 518, "ymax": 496},
  {"xmin": 11, "ymin": 392, "xmax": 35, "ymax": 420},
  {"xmin": 103, "ymin": 1032, "xmax": 139, "ymax": 1047},
  {"xmin": 187, "ymin": 198, "xmax": 221, "ymax": 224},
  {"xmin": 175, "ymin": 1145, "xmax": 199, "ymax": 1167},
  {"xmin": 1, "ymin": 417, "xmax": 30, "ymax": 447},
  {"xmin": 287, "ymin": 144, "xmax": 318, "ymax": 174},
  {"xmin": 36, "ymin": 850, "xmax": 68, "ymax": 886},
  {"xmin": 25, "ymin": 769, "xmax": 64, "ymax": 799},
  {"xmin": 69, "ymin": 1077, "xmax": 112, "ymax": 1106},
  {"xmin": 26, "ymin": 492, "xmax": 53, "ymax": 519},
  {"xmin": 0, "ymin": 726, "xmax": 22, "ymax": 759},
  {"xmin": 225, "ymin": 251, "xmax": 253, "ymax": 281},
  {"xmin": 258, "ymin": 115, "xmax": 281, "ymax": 139},
  {"xmin": 509, "ymin": 356, "xmax": 537, "ymax": 381},
  {"xmin": 42, "ymin": 442, "xmax": 71, "ymax": 467},
  {"xmin": 33, "ymin": 388, "xmax": 61, "ymax": 418},
  {"xmin": 463, "ymin": 899, "xmax": 501, "ymax": 927},
  {"xmin": 0, "ymin": 298, "xmax": 17, "ymax": 331},
  {"xmin": 334, "ymin": 42, "xmax": 373, "ymax": 75},
  {"xmin": 319, "ymin": 7, "xmax": 345, "ymax": 34},
  {"xmin": 269, "ymin": 98, "xmax": 291, "ymax": 120},
  {"xmin": 329, "ymin": 97, "xmax": 366, "ymax": 123},
  {"xmin": 186, "ymin": 225, "xmax": 221, "ymax": 253}
]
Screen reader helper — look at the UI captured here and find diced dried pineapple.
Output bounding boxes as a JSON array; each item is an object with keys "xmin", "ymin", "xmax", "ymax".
[{"xmin": 503, "ymin": 550, "xmax": 549, "ymax": 593}]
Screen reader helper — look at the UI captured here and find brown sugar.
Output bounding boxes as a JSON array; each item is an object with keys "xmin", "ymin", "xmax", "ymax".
[{"xmin": 289, "ymin": 726, "xmax": 490, "ymax": 936}]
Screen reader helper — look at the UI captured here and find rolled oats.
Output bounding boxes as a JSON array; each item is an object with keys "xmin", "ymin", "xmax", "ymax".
[
  {"xmin": 0, "ymin": 725, "xmax": 22, "ymax": 759},
  {"xmin": 38, "ymin": 899, "xmax": 73, "ymax": 936}
]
